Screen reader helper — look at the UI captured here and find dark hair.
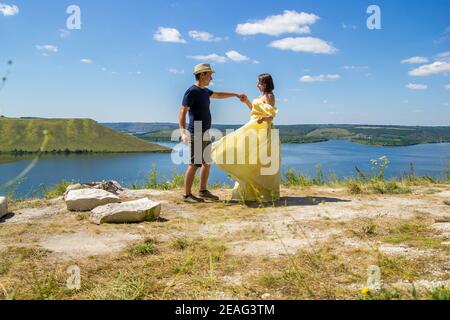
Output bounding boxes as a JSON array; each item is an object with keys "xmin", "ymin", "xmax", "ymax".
[{"xmin": 258, "ymin": 73, "xmax": 275, "ymax": 93}]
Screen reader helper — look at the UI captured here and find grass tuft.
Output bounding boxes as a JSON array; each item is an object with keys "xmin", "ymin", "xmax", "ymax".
[{"xmin": 127, "ymin": 238, "xmax": 158, "ymax": 256}]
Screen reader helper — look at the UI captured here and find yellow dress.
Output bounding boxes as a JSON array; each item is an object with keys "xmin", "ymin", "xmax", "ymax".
[{"xmin": 211, "ymin": 97, "xmax": 281, "ymax": 202}]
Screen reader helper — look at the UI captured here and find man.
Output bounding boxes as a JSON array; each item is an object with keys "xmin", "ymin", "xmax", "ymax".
[{"xmin": 179, "ymin": 63, "xmax": 246, "ymax": 203}]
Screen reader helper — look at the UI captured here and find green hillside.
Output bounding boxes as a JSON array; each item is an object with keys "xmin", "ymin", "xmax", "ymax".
[
  {"xmin": 0, "ymin": 118, "xmax": 171, "ymax": 153},
  {"xmin": 125, "ymin": 123, "xmax": 450, "ymax": 147}
]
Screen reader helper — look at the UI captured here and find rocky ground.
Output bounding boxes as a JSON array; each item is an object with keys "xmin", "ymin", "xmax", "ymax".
[{"xmin": 0, "ymin": 184, "xmax": 449, "ymax": 300}]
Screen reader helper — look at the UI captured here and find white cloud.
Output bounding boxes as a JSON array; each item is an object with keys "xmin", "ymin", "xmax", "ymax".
[
  {"xmin": 343, "ymin": 65, "xmax": 369, "ymax": 71},
  {"xmin": 401, "ymin": 56, "xmax": 429, "ymax": 64},
  {"xmin": 169, "ymin": 68, "xmax": 185, "ymax": 75},
  {"xmin": 269, "ymin": 37, "xmax": 337, "ymax": 54},
  {"xmin": 342, "ymin": 23, "xmax": 357, "ymax": 30},
  {"xmin": 0, "ymin": 3, "xmax": 19, "ymax": 16},
  {"xmin": 36, "ymin": 45, "xmax": 58, "ymax": 53},
  {"xmin": 435, "ymin": 51, "xmax": 450, "ymax": 62},
  {"xmin": 80, "ymin": 59, "xmax": 93, "ymax": 64},
  {"xmin": 445, "ymin": 84, "xmax": 450, "ymax": 90},
  {"xmin": 59, "ymin": 29, "xmax": 70, "ymax": 39},
  {"xmin": 289, "ymin": 88, "xmax": 305, "ymax": 92},
  {"xmin": 188, "ymin": 30, "xmax": 222, "ymax": 42},
  {"xmin": 252, "ymin": 60, "xmax": 260, "ymax": 64},
  {"xmin": 409, "ymin": 61, "xmax": 450, "ymax": 76},
  {"xmin": 299, "ymin": 74, "xmax": 340, "ymax": 83},
  {"xmin": 188, "ymin": 54, "xmax": 227, "ymax": 64},
  {"xmin": 434, "ymin": 27, "xmax": 450, "ymax": 44},
  {"xmin": 405, "ymin": 83, "xmax": 428, "ymax": 90},
  {"xmin": 225, "ymin": 50, "xmax": 250, "ymax": 62},
  {"xmin": 153, "ymin": 27, "xmax": 186, "ymax": 44},
  {"xmin": 236, "ymin": 10, "xmax": 319, "ymax": 36}
]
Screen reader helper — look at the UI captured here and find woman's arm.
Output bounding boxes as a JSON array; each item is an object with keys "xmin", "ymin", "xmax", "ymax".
[
  {"xmin": 242, "ymin": 96, "xmax": 253, "ymax": 111},
  {"xmin": 257, "ymin": 117, "xmax": 273, "ymax": 124}
]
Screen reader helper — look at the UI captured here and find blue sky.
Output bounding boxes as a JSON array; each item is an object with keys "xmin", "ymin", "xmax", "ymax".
[{"xmin": 1, "ymin": 0, "xmax": 449, "ymax": 125}]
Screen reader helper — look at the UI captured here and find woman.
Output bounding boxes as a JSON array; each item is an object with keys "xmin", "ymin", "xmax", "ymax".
[{"xmin": 211, "ymin": 74, "xmax": 281, "ymax": 203}]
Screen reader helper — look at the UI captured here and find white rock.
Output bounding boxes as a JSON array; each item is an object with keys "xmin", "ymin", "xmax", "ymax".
[
  {"xmin": 64, "ymin": 181, "xmax": 125, "ymax": 198},
  {"xmin": 65, "ymin": 189, "xmax": 121, "ymax": 212},
  {"xmin": 64, "ymin": 183, "xmax": 84, "ymax": 197},
  {"xmin": 0, "ymin": 197, "xmax": 8, "ymax": 218},
  {"xmin": 90, "ymin": 198, "xmax": 161, "ymax": 225}
]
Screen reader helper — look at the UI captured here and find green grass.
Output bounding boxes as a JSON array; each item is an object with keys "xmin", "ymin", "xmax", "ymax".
[
  {"xmin": 430, "ymin": 286, "xmax": 450, "ymax": 300},
  {"xmin": 130, "ymin": 166, "xmax": 233, "ymax": 191},
  {"xmin": 40, "ymin": 163, "xmax": 447, "ymax": 196},
  {"xmin": 381, "ymin": 221, "xmax": 442, "ymax": 249},
  {"xmin": 0, "ymin": 117, "xmax": 171, "ymax": 153},
  {"xmin": 41, "ymin": 180, "xmax": 73, "ymax": 199},
  {"xmin": 127, "ymin": 238, "xmax": 158, "ymax": 256}
]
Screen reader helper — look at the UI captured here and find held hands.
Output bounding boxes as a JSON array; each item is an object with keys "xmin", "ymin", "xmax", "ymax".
[{"xmin": 237, "ymin": 93, "xmax": 249, "ymax": 104}]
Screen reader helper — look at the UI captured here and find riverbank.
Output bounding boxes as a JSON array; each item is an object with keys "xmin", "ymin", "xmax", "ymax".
[
  {"xmin": 0, "ymin": 181, "xmax": 449, "ymax": 300},
  {"xmin": 125, "ymin": 123, "xmax": 450, "ymax": 147},
  {"xmin": 2, "ymin": 141, "xmax": 448, "ymax": 200}
]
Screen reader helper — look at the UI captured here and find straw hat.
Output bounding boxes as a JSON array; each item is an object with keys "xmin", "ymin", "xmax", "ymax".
[{"xmin": 193, "ymin": 63, "xmax": 216, "ymax": 75}]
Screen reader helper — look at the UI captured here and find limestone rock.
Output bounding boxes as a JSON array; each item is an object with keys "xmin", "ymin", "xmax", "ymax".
[
  {"xmin": 90, "ymin": 198, "xmax": 161, "ymax": 225},
  {"xmin": 0, "ymin": 197, "xmax": 8, "ymax": 219},
  {"xmin": 64, "ymin": 180, "xmax": 125, "ymax": 198},
  {"xmin": 65, "ymin": 189, "xmax": 121, "ymax": 212}
]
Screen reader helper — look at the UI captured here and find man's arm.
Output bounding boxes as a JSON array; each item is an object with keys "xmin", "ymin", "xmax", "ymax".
[
  {"xmin": 179, "ymin": 106, "xmax": 190, "ymax": 144},
  {"xmin": 211, "ymin": 92, "xmax": 241, "ymax": 99}
]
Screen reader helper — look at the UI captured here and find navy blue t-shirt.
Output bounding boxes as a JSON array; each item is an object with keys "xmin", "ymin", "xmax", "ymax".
[{"xmin": 182, "ymin": 85, "xmax": 214, "ymax": 133}]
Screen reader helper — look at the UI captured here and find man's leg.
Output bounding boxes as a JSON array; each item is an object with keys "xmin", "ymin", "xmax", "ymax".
[
  {"xmin": 184, "ymin": 164, "xmax": 198, "ymax": 196},
  {"xmin": 199, "ymin": 163, "xmax": 219, "ymax": 201},
  {"xmin": 199, "ymin": 163, "xmax": 211, "ymax": 191}
]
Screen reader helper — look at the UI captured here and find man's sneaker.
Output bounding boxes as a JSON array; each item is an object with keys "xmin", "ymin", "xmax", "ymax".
[
  {"xmin": 198, "ymin": 190, "xmax": 220, "ymax": 201},
  {"xmin": 183, "ymin": 194, "xmax": 205, "ymax": 203}
]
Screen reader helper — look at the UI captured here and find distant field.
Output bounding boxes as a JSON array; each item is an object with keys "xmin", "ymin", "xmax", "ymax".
[
  {"xmin": 105, "ymin": 123, "xmax": 450, "ymax": 147},
  {"xmin": 354, "ymin": 126, "xmax": 417, "ymax": 131},
  {"xmin": 0, "ymin": 118, "xmax": 171, "ymax": 153},
  {"xmin": 306, "ymin": 128, "xmax": 353, "ymax": 139}
]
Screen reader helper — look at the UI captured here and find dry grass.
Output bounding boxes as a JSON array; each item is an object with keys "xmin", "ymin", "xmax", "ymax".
[{"xmin": 0, "ymin": 184, "xmax": 449, "ymax": 300}]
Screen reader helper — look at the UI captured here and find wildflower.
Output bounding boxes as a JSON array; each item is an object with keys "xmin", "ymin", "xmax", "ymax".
[{"xmin": 361, "ymin": 287, "xmax": 370, "ymax": 295}]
